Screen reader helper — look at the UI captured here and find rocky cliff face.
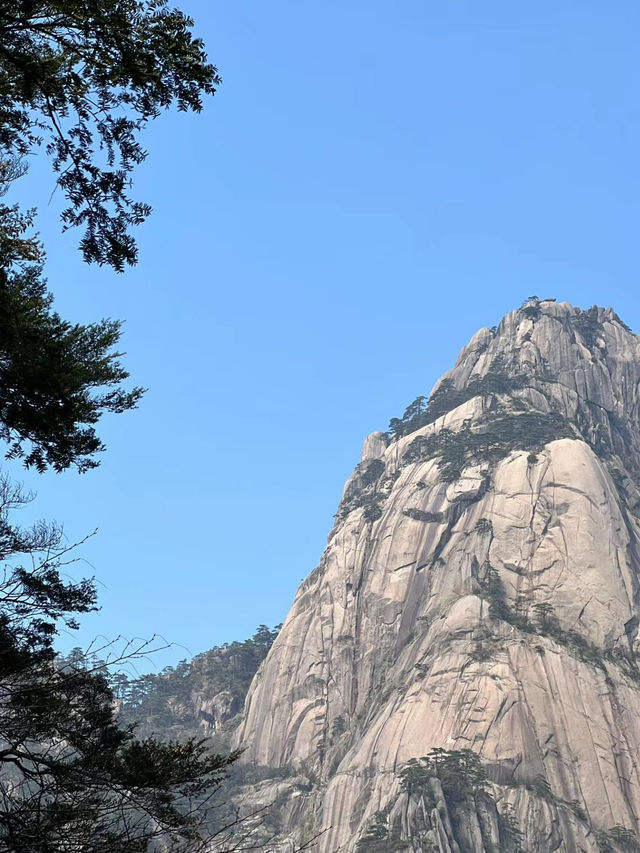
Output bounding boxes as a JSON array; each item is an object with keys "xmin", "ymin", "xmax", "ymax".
[{"xmin": 234, "ymin": 300, "xmax": 640, "ymax": 853}]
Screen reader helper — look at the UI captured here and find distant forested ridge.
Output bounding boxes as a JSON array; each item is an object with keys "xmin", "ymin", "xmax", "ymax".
[{"xmin": 112, "ymin": 625, "xmax": 281, "ymax": 744}]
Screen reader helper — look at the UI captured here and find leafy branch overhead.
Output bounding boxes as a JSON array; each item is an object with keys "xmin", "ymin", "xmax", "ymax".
[{"xmin": 0, "ymin": 0, "xmax": 220, "ymax": 270}]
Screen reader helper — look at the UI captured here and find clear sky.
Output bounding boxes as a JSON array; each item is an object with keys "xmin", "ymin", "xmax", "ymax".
[{"xmin": 11, "ymin": 1, "xmax": 640, "ymax": 671}]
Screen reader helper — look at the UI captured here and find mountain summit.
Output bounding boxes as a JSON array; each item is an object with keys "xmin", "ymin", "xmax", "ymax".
[{"xmin": 235, "ymin": 299, "xmax": 640, "ymax": 852}]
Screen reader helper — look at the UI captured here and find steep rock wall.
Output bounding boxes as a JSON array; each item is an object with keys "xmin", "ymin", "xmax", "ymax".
[{"xmin": 234, "ymin": 301, "xmax": 640, "ymax": 853}]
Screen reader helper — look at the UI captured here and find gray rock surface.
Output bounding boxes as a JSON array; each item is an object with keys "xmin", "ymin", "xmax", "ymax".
[{"xmin": 233, "ymin": 301, "xmax": 640, "ymax": 852}]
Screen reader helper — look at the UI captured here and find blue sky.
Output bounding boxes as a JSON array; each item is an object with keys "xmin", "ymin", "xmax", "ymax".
[{"xmin": 11, "ymin": 1, "xmax": 640, "ymax": 671}]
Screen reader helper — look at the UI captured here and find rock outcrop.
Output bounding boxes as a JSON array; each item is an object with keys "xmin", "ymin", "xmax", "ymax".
[{"xmin": 234, "ymin": 300, "xmax": 640, "ymax": 852}]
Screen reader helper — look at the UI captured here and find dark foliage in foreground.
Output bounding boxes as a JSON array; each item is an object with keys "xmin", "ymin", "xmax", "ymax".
[
  {"xmin": 0, "ymin": 200, "xmax": 143, "ymax": 472},
  {"xmin": 0, "ymin": 0, "xmax": 219, "ymax": 270},
  {"xmin": 0, "ymin": 476, "xmax": 238, "ymax": 852}
]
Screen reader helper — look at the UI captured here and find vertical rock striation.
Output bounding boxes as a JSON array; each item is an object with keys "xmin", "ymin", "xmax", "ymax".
[{"xmin": 235, "ymin": 300, "xmax": 640, "ymax": 852}]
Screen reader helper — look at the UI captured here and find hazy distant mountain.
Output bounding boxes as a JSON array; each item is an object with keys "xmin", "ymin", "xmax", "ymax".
[{"xmin": 118, "ymin": 624, "xmax": 279, "ymax": 749}]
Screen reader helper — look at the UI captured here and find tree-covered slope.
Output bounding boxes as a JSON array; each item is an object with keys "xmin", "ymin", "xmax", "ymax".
[{"xmin": 115, "ymin": 625, "xmax": 280, "ymax": 745}]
